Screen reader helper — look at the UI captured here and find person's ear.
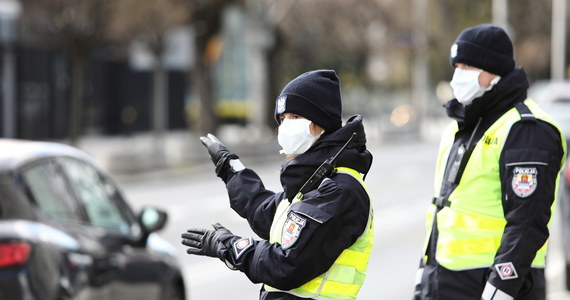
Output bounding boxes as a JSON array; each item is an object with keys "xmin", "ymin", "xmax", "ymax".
[{"xmin": 309, "ymin": 122, "xmax": 324, "ymax": 136}]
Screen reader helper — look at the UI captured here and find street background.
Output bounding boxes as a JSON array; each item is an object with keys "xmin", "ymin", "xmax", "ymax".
[
  {"xmin": 1, "ymin": 0, "xmax": 569, "ymax": 299},
  {"xmin": 1, "ymin": 0, "xmax": 568, "ymax": 146}
]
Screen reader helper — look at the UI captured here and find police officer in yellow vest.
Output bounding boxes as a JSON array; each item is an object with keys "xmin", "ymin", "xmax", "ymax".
[
  {"xmin": 414, "ymin": 24, "xmax": 567, "ymax": 300},
  {"xmin": 181, "ymin": 70, "xmax": 374, "ymax": 299}
]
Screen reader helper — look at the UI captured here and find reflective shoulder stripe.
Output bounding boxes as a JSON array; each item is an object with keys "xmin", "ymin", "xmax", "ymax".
[
  {"xmin": 482, "ymin": 282, "xmax": 514, "ymax": 300},
  {"xmin": 335, "ymin": 167, "xmax": 368, "ymax": 193},
  {"xmin": 335, "ymin": 166, "xmax": 373, "ymax": 228}
]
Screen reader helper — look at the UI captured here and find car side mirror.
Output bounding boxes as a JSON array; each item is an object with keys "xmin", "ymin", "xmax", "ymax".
[{"xmin": 138, "ymin": 206, "xmax": 168, "ymax": 233}]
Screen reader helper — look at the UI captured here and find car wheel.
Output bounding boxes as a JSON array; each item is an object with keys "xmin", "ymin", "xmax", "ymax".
[
  {"xmin": 162, "ymin": 282, "xmax": 185, "ymax": 300},
  {"xmin": 566, "ymin": 262, "xmax": 570, "ymax": 291}
]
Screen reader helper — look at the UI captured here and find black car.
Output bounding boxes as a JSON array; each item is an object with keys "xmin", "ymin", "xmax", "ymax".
[{"xmin": 0, "ymin": 139, "xmax": 186, "ymax": 300}]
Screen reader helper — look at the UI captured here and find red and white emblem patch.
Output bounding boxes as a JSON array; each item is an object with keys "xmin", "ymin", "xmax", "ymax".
[
  {"xmin": 281, "ymin": 212, "xmax": 306, "ymax": 250},
  {"xmin": 232, "ymin": 237, "xmax": 253, "ymax": 259},
  {"xmin": 512, "ymin": 167, "xmax": 537, "ymax": 198},
  {"xmin": 495, "ymin": 262, "xmax": 518, "ymax": 280}
]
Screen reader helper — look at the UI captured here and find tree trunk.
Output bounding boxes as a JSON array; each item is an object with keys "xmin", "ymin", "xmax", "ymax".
[
  {"xmin": 69, "ymin": 53, "xmax": 86, "ymax": 145},
  {"xmin": 265, "ymin": 27, "xmax": 283, "ymax": 130},
  {"xmin": 152, "ymin": 53, "xmax": 168, "ymax": 164},
  {"xmin": 189, "ymin": 3, "xmax": 229, "ymax": 136},
  {"xmin": 192, "ymin": 31, "xmax": 218, "ymax": 135}
]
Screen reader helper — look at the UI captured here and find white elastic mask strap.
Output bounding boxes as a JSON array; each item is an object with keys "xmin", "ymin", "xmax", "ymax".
[{"xmin": 486, "ymin": 76, "xmax": 501, "ymax": 91}]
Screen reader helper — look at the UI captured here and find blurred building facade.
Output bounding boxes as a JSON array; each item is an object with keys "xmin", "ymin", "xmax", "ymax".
[
  {"xmin": 1, "ymin": 0, "xmax": 567, "ymax": 142},
  {"xmin": 6, "ymin": 46, "xmax": 191, "ymax": 140},
  {"xmin": 0, "ymin": 1, "xmax": 259, "ymax": 141}
]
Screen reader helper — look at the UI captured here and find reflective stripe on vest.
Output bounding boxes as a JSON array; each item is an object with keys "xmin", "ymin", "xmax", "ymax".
[
  {"xmin": 424, "ymin": 99, "xmax": 566, "ymax": 270},
  {"xmin": 265, "ymin": 167, "xmax": 374, "ymax": 299}
]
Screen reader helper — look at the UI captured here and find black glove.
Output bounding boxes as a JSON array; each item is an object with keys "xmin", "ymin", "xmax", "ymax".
[
  {"xmin": 200, "ymin": 134, "xmax": 239, "ymax": 180},
  {"xmin": 181, "ymin": 223, "xmax": 233, "ymax": 257}
]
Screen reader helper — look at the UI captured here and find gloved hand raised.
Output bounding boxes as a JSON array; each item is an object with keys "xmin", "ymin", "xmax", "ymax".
[
  {"xmin": 181, "ymin": 223, "xmax": 233, "ymax": 257},
  {"xmin": 200, "ymin": 134, "xmax": 240, "ymax": 181}
]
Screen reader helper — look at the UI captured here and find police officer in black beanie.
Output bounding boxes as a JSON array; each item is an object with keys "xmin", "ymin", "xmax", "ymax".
[
  {"xmin": 414, "ymin": 24, "xmax": 567, "ymax": 300},
  {"xmin": 182, "ymin": 70, "xmax": 375, "ymax": 299}
]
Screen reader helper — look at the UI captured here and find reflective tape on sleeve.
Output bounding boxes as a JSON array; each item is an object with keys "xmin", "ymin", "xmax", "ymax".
[{"xmin": 481, "ymin": 282, "xmax": 513, "ymax": 300}]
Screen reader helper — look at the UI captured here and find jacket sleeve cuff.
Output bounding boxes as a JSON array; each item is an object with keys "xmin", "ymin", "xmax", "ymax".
[
  {"xmin": 481, "ymin": 282, "xmax": 514, "ymax": 300},
  {"xmin": 218, "ymin": 236, "xmax": 255, "ymax": 271}
]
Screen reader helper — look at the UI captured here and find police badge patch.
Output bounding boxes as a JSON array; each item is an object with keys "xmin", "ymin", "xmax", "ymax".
[
  {"xmin": 512, "ymin": 167, "xmax": 538, "ymax": 198},
  {"xmin": 281, "ymin": 211, "xmax": 306, "ymax": 250},
  {"xmin": 276, "ymin": 95, "xmax": 287, "ymax": 115},
  {"xmin": 495, "ymin": 262, "xmax": 518, "ymax": 280}
]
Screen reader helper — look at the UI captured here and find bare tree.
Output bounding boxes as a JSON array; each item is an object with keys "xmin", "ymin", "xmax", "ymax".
[
  {"xmin": 272, "ymin": 0, "xmax": 403, "ymax": 87},
  {"xmin": 108, "ymin": 0, "xmax": 189, "ymax": 158},
  {"xmin": 425, "ymin": 0, "xmax": 555, "ymax": 84},
  {"xmin": 187, "ymin": 0, "xmax": 244, "ymax": 134},
  {"xmin": 19, "ymin": 0, "xmax": 111, "ymax": 145},
  {"xmin": 112, "ymin": 0, "xmax": 243, "ymax": 136},
  {"xmin": 508, "ymin": 0, "xmax": 555, "ymax": 80}
]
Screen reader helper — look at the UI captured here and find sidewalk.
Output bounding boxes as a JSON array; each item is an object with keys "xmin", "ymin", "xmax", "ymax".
[
  {"xmin": 76, "ymin": 126, "xmax": 282, "ymax": 182},
  {"xmin": 75, "ymin": 119, "xmax": 447, "ymax": 182}
]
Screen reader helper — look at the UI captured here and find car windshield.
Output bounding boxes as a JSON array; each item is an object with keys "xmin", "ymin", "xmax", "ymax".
[
  {"xmin": 61, "ymin": 158, "xmax": 133, "ymax": 234},
  {"xmin": 21, "ymin": 160, "xmax": 82, "ymax": 222}
]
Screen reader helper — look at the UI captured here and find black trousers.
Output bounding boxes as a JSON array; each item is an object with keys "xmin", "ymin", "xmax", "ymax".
[{"xmin": 419, "ymin": 261, "xmax": 545, "ymax": 300}]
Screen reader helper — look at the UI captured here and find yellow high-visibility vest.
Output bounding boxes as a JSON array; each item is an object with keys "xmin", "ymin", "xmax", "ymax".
[
  {"xmin": 424, "ymin": 99, "xmax": 566, "ymax": 270},
  {"xmin": 265, "ymin": 167, "xmax": 374, "ymax": 299}
]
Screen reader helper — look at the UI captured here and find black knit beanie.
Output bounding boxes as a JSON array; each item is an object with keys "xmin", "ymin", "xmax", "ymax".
[
  {"xmin": 274, "ymin": 70, "xmax": 342, "ymax": 133},
  {"xmin": 449, "ymin": 24, "xmax": 515, "ymax": 76}
]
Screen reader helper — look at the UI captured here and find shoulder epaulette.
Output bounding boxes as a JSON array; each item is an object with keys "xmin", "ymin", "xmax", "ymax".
[{"xmin": 515, "ymin": 102, "xmax": 536, "ymax": 123}]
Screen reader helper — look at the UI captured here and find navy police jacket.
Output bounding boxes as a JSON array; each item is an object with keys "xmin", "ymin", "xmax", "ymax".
[
  {"xmin": 426, "ymin": 67, "xmax": 566, "ymax": 297},
  {"xmin": 216, "ymin": 115, "xmax": 373, "ymax": 299}
]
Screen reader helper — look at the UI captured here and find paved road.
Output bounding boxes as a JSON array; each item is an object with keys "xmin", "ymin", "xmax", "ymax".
[{"xmin": 118, "ymin": 138, "xmax": 570, "ymax": 299}]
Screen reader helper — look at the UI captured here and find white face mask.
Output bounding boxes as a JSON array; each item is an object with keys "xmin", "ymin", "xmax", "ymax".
[
  {"xmin": 278, "ymin": 118, "xmax": 323, "ymax": 156},
  {"xmin": 450, "ymin": 68, "xmax": 500, "ymax": 105}
]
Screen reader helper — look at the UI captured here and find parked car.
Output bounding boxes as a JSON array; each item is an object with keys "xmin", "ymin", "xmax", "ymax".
[
  {"xmin": 528, "ymin": 80, "xmax": 570, "ymax": 144},
  {"xmin": 529, "ymin": 80, "xmax": 570, "ymax": 289},
  {"xmin": 0, "ymin": 139, "xmax": 186, "ymax": 300}
]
